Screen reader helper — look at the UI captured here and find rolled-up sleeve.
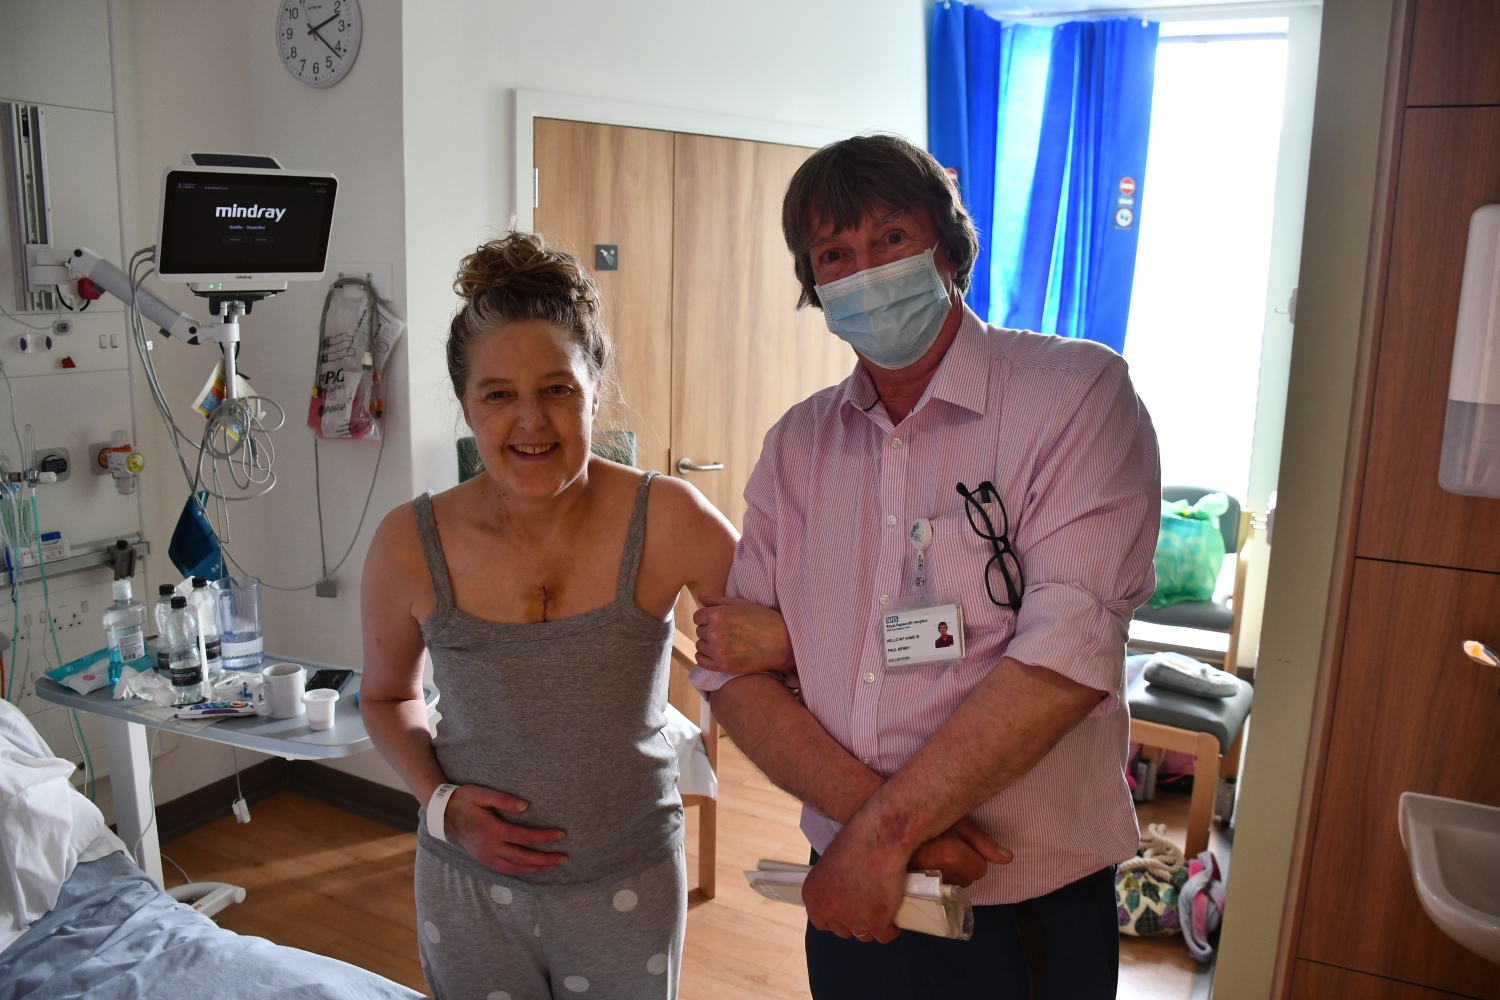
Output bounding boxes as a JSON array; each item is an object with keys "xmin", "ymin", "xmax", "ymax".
[
  {"xmin": 1002, "ymin": 353, "xmax": 1159, "ymax": 715},
  {"xmin": 689, "ymin": 422, "xmax": 785, "ymax": 697}
]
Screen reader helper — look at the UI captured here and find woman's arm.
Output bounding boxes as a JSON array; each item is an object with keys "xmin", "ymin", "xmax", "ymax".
[{"xmin": 360, "ymin": 504, "xmax": 566, "ymax": 875}]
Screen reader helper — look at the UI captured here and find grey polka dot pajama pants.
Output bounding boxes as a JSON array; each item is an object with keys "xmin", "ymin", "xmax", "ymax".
[{"xmin": 415, "ymin": 843, "xmax": 686, "ymax": 1000}]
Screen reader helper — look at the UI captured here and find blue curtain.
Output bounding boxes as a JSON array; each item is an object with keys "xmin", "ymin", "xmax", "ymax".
[{"xmin": 929, "ymin": 4, "xmax": 1159, "ymax": 354}]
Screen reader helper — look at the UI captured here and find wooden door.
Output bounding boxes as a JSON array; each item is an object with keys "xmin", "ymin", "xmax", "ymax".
[
  {"xmin": 1297, "ymin": 560, "xmax": 1500, "ymax": 997},
  {"xmin": 669, "ymin": 133, "xmax": 855, "ymax": 530},
  {"xmin": 532, "ymin": 118, "xmax": 675, "ymax": 475}
]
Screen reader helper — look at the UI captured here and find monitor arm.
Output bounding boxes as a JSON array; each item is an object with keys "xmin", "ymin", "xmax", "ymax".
[{"xmin": 26, "ymin": 245, "xmax": 203, "ymax": 343}]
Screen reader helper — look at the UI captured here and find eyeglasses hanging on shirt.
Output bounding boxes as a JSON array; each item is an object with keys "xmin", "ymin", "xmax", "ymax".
[{"xmin": 956, "ymin": 481, "xmax": 1025, "ymax": 611}]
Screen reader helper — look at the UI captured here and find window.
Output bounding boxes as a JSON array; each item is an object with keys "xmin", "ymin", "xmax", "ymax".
[{"xmin": 1122, "ymin": 21, "xmax": 1288, "ymax": 502}]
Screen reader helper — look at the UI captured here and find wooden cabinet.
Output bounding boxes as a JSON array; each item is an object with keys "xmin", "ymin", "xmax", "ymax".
[
  {"xmin": 1356, "ymin": 107, "xmax": 1500, "ymax": 572},
  {"xmin": 1292, "ymin": 4, "xmax": 1500, "ymax": 994},
  {"xmin": 1291, "ymin": 960, "xmax": 1488, "ymax": 1000},
  {"xmin": 1407, "ymin": 0, "xmax": 1500, "ymax": 107},
  {"xmin": 1298, "ymin": 560, "xmax": 1500, "ymax": 997}
]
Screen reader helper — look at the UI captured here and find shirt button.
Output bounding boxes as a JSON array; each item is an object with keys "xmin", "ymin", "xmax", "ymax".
[
  {"xmin": 886, "ymin": 514, "xmax": 897, "ymax": 526},
  {"xmin": 880, "ymin": 594, "xmax": 890, "ymax": 605},
  {"xmin": 891, "ymin": 437, "xmax": 902, "ymax": 449},
  {"xmin": 862, "ymin": 757, "xmax": 871, "ymax": 765},
  {"xmin": 863, "ymin": 672, "xmax": 875, "ymax": 683}
]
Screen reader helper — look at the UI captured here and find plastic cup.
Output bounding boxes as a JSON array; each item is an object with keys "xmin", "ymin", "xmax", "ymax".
[{"xmin": 303, "ymin": 688, "xmax": 338, "ymax": 731}]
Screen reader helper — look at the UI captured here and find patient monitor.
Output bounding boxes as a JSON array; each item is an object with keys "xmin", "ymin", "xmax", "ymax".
[
  {"xmin": 156, "ymin": 153, "xmax": 338, "ymax": 293},
  {"xmin": 26, "ymin": 152, "xmax": 339, "ymax": 401}
]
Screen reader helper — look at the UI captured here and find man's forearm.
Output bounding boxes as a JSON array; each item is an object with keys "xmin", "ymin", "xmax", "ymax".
[
  {"xmin": 854, "ymin": 657, "xmax": 1101, "ymax": 856},
  {"xmin": 710, "ymin": 673, "xmax": 883, "ymax": 825}
]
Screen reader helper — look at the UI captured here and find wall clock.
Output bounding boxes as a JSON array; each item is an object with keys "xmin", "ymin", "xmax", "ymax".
[{"xmin": 278, "ymin": 0, "xmax": 362, "ymax": 88}]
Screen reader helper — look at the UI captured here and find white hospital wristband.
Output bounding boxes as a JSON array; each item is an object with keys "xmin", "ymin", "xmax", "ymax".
[{"xmin": 427, "ymin": 783, "xmax": 460, "ymax": 842}]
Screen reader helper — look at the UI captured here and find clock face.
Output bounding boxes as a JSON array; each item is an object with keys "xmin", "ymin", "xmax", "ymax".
[{"xmin": 277, "ymin": 0, "xmax": 361, "ymax": 88}]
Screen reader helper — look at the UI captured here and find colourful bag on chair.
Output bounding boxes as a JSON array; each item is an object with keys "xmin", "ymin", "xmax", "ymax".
[{"xmin": 1149, "ymin": 493, "xmax": 1229, "ymax": 609}]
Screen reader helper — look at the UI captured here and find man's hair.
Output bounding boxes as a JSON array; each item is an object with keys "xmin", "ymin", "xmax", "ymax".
[{"xmin": 781, "ymin": 134, "xmax": 979, "ymax": 309}]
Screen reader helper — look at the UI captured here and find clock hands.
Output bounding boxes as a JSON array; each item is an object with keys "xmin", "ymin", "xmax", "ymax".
[{"xmin": 304, "ymin": 10, "xmax": 341, "ymax": 59}]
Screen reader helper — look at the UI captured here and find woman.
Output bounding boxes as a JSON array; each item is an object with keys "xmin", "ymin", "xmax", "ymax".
[{"xmin": 360, "ymin": 232, "xmax": 737, "ymax": 1000}]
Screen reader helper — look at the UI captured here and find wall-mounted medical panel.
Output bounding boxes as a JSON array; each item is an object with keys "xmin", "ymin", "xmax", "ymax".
[
  {"xmin": 0, "ymin": 368, "xmax": 139, "ymax": 544},
  {"xmin": 0, "ymin": 0, "xmax": 114, "ymax": 113},
  {"xmin": 0, "ymin": 104, "xmax": 125, "ymax": 318}
]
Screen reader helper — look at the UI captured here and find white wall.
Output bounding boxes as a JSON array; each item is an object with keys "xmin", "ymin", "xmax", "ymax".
[
  {"xmin": 400, "ymin": 0, "xmax": 930, "ymax": 498},
  {"xmin": 1213, "ymin": 0, "xmax": 1403, "ymax": 994},
  {"xmin": 94, "ymin": 0, "xmax": 929, "ymax": 798},
  {"xmin": 109, "ymin": 0, "xmax": 411, "ymax": 797}
]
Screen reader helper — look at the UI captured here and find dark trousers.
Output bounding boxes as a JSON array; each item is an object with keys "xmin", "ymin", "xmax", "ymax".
[{"xmin": 805, "ymin": 853, "xmax": 1118, "ymax": 1000}]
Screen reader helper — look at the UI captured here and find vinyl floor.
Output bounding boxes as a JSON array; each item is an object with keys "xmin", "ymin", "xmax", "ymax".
[{"xmin": 161, "ymin": 740, "xmax": 1218, "ymax": 998}]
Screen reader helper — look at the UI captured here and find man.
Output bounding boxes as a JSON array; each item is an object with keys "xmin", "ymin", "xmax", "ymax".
[
  {"xmin": 690, "ymin": 134, "xmax": 1159, "ymax": 999},
  {"xmin": 935, "ymin": 622, "xmax": 955, "ymax": 648}
]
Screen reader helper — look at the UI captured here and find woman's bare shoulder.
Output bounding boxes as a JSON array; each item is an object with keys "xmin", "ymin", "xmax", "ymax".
[{"xmin": 365, "ymin": 499, "xmax": 427, "ymax": 579}]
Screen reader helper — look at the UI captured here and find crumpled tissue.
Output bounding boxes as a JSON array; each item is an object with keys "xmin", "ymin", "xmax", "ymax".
[{"xmin": 113, "ymin": 665, "xmax": 172, "ymax": 706}]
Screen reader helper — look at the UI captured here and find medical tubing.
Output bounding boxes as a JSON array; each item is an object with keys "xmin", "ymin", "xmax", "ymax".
[
  {"xmin": 70, "ymin": 710, "xmax": 95, "ymax": 802},
  {"xmin": 123, "ymin": 247, "xmax": 386, "ymax": 590},
  {"xmin": 0, "ymin": 362, "xmax": 25, "ymax": 462},
  {"xmin": 0, "ymin": 299, "xmax": 60, "ymax": 330},
  {"xmin": 32, "ymin": 490, "xmax": 94, "ymax": 799},
  {"xmin": 132, "ymin": 726, "xmax": 161, "ymax": 866}
]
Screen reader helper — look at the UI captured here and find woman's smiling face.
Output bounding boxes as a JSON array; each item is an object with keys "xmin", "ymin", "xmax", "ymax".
[{"xmin": 460, "ymin": 318, "xmax": 599, "ymax": 501}]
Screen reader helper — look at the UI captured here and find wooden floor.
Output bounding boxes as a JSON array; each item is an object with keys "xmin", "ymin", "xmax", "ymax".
[{"xmin": 163, "ymin": 742, "xmax": 1218, "ymax": 998}]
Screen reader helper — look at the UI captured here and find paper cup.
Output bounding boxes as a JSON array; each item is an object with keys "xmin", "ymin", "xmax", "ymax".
[{"xmin": 303, "ymin": 688, "xmax": 338, "ymax": 731}]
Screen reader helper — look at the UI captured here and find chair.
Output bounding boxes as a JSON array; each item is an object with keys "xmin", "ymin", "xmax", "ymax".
[
  {"xmin": 1128, "ymin": 486, "xmax": 1256, "ymax": 857},
  {"xmin": 670, "ymin": 629, "xmax": 719, "ymax": 898},
  {"xmin": 1126, "ymin": 654, "xmax": 1251, "ymax": 859},
  {"xmin": 1132, "ymin": 485, "xmax": 1253, "ymax": 668}
]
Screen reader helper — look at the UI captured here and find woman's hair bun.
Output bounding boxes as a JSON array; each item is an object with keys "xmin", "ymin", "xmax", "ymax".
[
  {"xmin": 454, "ymin": 231, "xmax": 591, "ymax": 304},
  {"xmin": 447, "ymin": 231, "xmax": 612, "ymax": 395}
]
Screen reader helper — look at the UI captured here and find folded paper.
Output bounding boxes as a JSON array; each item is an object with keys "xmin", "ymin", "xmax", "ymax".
[{"xmin": 744, "ymin": 860, "xmax": 975, "ymax": 940}]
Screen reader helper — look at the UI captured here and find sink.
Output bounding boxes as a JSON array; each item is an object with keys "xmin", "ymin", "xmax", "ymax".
[{"xmin": 1400, "ymin": 792, "xmax": 1500, "ymax": 964}]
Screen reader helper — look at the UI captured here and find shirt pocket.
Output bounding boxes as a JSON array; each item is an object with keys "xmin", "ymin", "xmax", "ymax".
[{"xmin": 924, "ymin": 510, "xmax": 1017, "ymax": 637}]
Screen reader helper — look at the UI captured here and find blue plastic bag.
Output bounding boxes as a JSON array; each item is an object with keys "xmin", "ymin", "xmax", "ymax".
[
  {"xmin": 168, "ymin": 491, "xmax": 224, "ymax": 580},
  {"xmin": 1149, "ymin": 493, "xmax": 1229, "ymax": 609}
]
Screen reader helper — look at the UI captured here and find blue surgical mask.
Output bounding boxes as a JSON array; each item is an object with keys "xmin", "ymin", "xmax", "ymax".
[{"xmin": 814, "ymin": 249, "xmax": 953, "ymax": 370}]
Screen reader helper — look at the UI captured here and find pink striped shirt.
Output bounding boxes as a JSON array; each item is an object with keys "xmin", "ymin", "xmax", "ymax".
[{"xmin": 691, "ymin": 306, "xmax": 1159, "ymax": 905}]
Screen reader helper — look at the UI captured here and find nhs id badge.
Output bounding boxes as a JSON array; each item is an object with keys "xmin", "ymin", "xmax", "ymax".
[{"xmin": 883, "ymin": 600, "xmax": 965, "ymax": 670}]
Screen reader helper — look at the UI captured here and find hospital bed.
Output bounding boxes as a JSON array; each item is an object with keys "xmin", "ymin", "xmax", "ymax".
[{"xmin": 0, "ymin": 699, "xmax": 422, "ymax": 1000}]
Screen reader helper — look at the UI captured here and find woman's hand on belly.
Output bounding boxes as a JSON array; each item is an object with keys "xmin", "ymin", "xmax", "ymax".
[{"xmin": 447, "ymin": 785, "xmax": 568, "ymax": 875}]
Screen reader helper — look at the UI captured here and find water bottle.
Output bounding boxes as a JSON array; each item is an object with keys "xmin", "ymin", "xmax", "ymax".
[
  {"xmin": 163, "ymin": 595, "xmax": 205, "ymax": 707},
  {"xmin": 153, "ymin": 583, "xmax": 174, "ymax": 635},
  {"xmin": 102, "ymin": 579, "xmax": 148, "ymax": 684},
  {"xmin": 153, "ymin": 583, "xmax": 175, "ymax": 677},
  {"xmin": 188, "ymin": 576, "xmax": 223, "ymax": 683}
]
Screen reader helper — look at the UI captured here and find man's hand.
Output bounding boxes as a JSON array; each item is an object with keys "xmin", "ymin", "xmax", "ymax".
[
  {"xmin": 803, "ymin": 818, "xmax": 908, "ymax": 943},
  {"xmin": 909, "ymin": 817, "xmax": 1012, "ymax": 886},
  {"xmin": 446, "ymin": 785, "xmax": 568, "ymax": 876},
  {"xmin": 693, "ymin": 595, "xmax": 795, "ymax": 674}
]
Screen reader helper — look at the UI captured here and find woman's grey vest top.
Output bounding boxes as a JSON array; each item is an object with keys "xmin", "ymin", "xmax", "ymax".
[{"xmin": 412, "ymin": 472, "xmax": 681, "ymax": 884}]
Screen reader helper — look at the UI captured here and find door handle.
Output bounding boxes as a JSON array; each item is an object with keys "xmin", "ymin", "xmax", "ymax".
[{"xmin": 676, "ymin": 457, "xmax": 724, "ymax": 474}]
